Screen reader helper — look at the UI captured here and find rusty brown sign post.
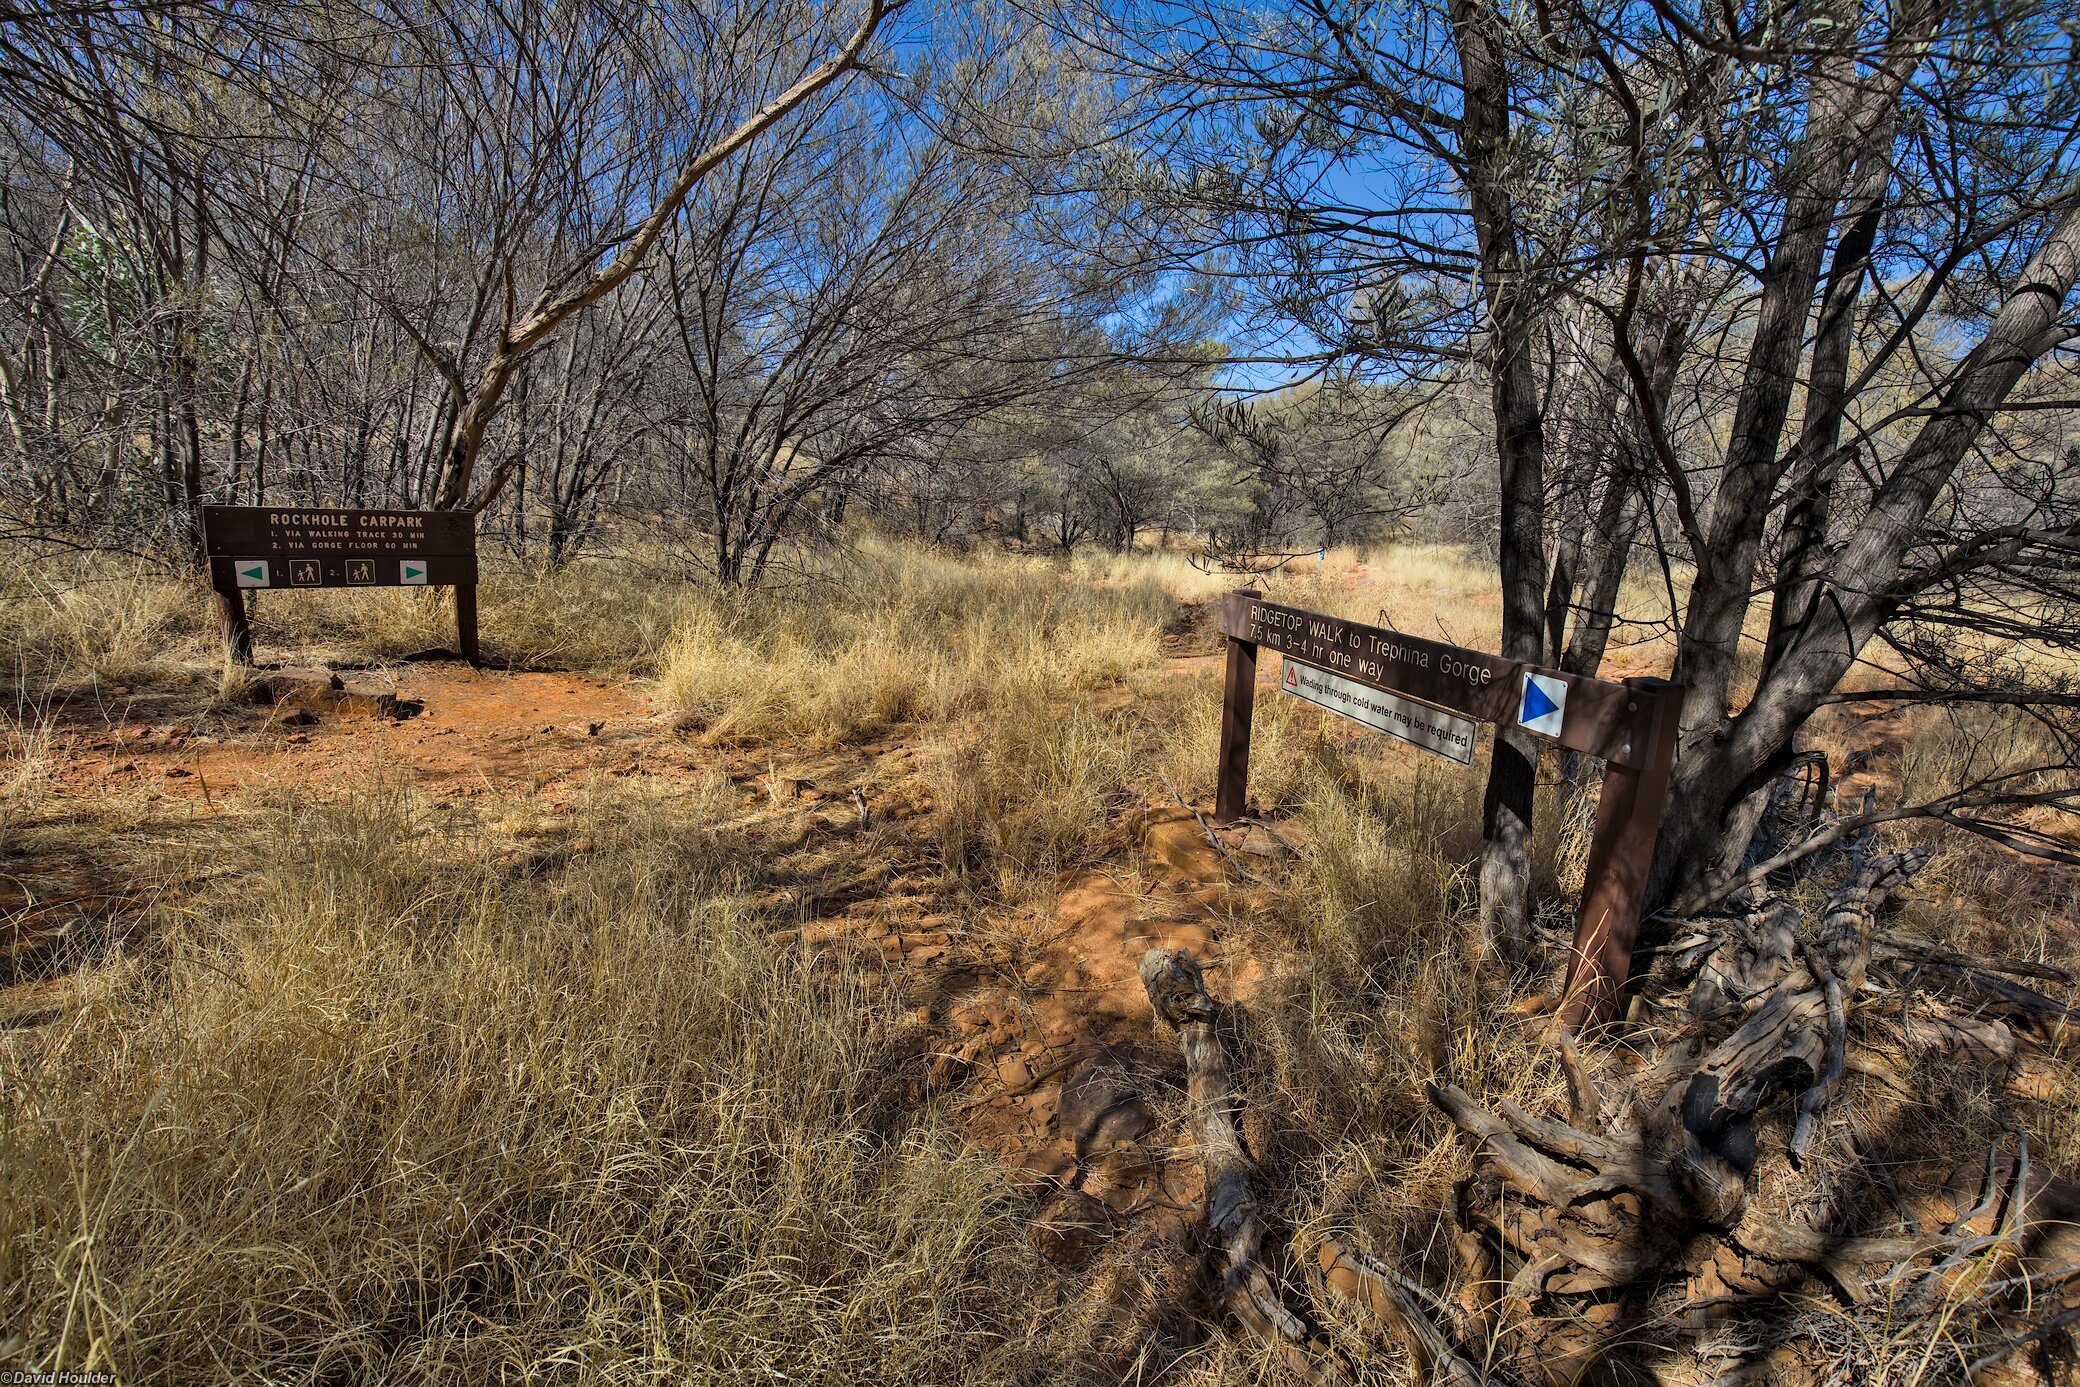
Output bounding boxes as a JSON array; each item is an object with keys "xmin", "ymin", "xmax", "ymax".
[
  {"xmin": 201, "ymin": 506, "xmax": 480, "ymax": 665},
  {"xmin": 1215, "ymin": 589, "xmax": 1683, "ymax": 1030}
]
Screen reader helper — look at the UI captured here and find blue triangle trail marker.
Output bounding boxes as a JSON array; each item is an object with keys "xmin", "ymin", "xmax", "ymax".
[
  {"xmin": 1518, "ymin": 672, "xmax": 1567, "ymax": 737},
  {"xmin": 1523, "ymin": 680, "xmax": 1557, "ymax": 722}
]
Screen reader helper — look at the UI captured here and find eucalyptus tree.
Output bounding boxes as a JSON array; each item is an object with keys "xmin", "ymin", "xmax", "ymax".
[
  {"xmin": 1188, "ymin": 374, "xmax": 1455, "ymax": 567},
  {"xmin": 1087, "ymin": 0, "xmax": 2080, "ymax": 955}
]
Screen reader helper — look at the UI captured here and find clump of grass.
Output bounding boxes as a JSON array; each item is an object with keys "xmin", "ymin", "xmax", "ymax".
[
  {"xmin": 245, "ymin": 552, "xmax": 697, "ymax": 672},
  {"xmin": 0, "ymin": 780, "xmax": 1051, "ymax": 1381},
  {"xmin": 1887, "ymin": 702, "xmax": 2065, "ymax": 808},
  {"xmin": 0, "ymin": 556, "xmax": 208, "ymax": 690},
  {"xmin": 928, "ymin": 674, "xmax": 1134, "ymax": 900},
  {"xmin": 0, "ymin": 709, "xmax": 53, "ymax": 849},
  {"xmin": 1221, "ymin": 753, "xmax": 1567, "ymax": 1297},
  {"xmin": 1278, "ymin": 770, "xmax": 1476, "ymax": 981},
  {"xmin": 0, "ymin": 543, "xmax": 708, "ymax": 690},
  {"xmin": 1068, "ymin": 546, "xmax": 1231, "ymax": 605},
  {"xmin": 658, "ymin": 541, "xmax": 1180, "ymax": 748},
  {"xmin": 1143, "ymin": 665, "xmax": 1345, "ymax": 815},
  {"xmin": 478, "ymin": 555, "xmax": 694, "ymax": 671}
]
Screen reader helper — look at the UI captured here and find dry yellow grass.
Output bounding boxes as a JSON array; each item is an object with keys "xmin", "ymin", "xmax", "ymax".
[
  {"xmin": 0, "ymin": 557, "xmax": 210, "ymax": 690},
  {"xmin": 0, "ymin": 780, "xmax": 1074, "ymax": 1382},
  {"xmin": 5, "ymin": 534, "xmax": 2075, "ymax": 1385},
  {"xmin": 656, "ymin": 542, "xmax": 1176, "ymax": 746},
  {"xmin": 0, "ymin": 547, "xmax": 702, "ymax": 690}
]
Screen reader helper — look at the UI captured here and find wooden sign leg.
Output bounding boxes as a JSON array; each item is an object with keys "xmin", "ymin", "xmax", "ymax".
[
  {"xmin": 214, "ymin": 585, "xmax": 255, "ymax": 666},
  {"xmin": 1214, "ymin": 588, "xmax": 1261, "ymax": 824},
  {"xmin": 1560, "ymin": 678, "xmax": 1685, "ymax": 1031},
  {"xmin": 454, "ymin": 583, "xmax": 481, "ymax": 666}
]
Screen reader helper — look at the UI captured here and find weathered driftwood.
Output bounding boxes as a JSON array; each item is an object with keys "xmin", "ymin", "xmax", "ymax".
[
  {"xmin": 1668, "ymin": 974, "xmax": 1831, "ymax": 1223},
  {"xmin": 1305, "ymin": 1235, "xmax": 1494, "ymax": 1387},
  {"xmin": 1396, "ymin": 829, "xmax": 2080, "ymax": 1383},
  {"xmin": 1788, "ymin": 942, "xmax": 1845, "ymax": 1166},
  {"xmin": 1662, "ymin": 849, "xmax": 1925, "ymax": 1222},
  {"xmin": 1428, "ymin": 1080, "xmax": 1689, "ymax": 1292},
  {"xmin": 1138, "ymin": 947, "xmax": 1346, "ymax": 1384},
  {"xmin": 1138, "ymin": 749, "xmax": 2080, "ymax": 1385}
]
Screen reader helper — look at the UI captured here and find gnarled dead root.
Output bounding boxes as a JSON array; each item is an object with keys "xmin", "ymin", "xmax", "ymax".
[
  {"xmin": 1141, "ymin": 791, "xmax": 2080, "ymax": 1385},
  {"xmin": 1406, "ymin": 842, "xmax": 2080, "ymax": 1385}
]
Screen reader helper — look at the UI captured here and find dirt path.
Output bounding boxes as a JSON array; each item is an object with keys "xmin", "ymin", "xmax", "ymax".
[
  {"xmin": 10, "ymin": 649, "xmax": 1281, "ymax": 1285},
  {"xmin": 42, "ymin": 664, "xmax": 664, "ymax": 809}
]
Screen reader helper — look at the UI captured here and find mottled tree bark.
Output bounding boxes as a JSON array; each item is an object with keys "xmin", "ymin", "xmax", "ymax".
[{"xmin": 1453, "ymin": 0, "xmax": 1550, "ymax": 965}]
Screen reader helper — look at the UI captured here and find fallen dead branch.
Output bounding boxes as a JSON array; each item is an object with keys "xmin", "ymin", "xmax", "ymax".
[
  {"xmin": 1308, "ymin": 772, "xmax": 2080, "ymax": 1385},
  {"xmin": 1154, "ymin": 771, "xmax": 1263, "ymax": 884},
  {"xmin": 1138, "ymin": 946, "xmax": 1344, "ymax": 1384},
  {"xmin": 1125, "ymin": 744, "xmax": 2080, "ymax": 1385},
  {"xmin": 1305, "ymin": 1235, "xmax": 1495, "ymax": 1387}
]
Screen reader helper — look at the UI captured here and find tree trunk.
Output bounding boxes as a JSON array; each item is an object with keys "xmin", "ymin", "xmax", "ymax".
[
  {"xmin": 1453, "ymin": 0, "xmax": 1550, "ymax": 965},
  {"xmin": 1656, "ymin": 190, "xmax": 2080, "ymax": 901},
  {"xmin": 1762, "ymin": 125, "xmax": 1895, "ymax": 678},
  {"xmin": 427, "ymin": 0, "xmax": 899, "ymax": 514}
]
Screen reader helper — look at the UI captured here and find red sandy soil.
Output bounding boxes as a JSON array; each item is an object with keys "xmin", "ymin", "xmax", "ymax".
[
  {"xmin": 42, "ymin": 665, "xmax": 658, "ymax": 809},
  {"xmin": 10, "ymin": 589, "xmax": 2067, "ymax": 1280},
  {"xmin": 7, "ymin": 649, "xmax": 1277, "ymax": 1274}
]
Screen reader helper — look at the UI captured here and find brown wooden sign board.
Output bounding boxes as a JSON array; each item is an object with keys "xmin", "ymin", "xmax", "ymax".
[
  {"xmin": 1214, "ymin": 588, "xmax": 1684, "ymax": 1032},
  {"xmin": 200, "ymin": 505, "xmax": 480, "ymax": 665},
  {"xmin": 1219, "ymin": 592, "xmax": 1651, "ymax": 769},
  {"xmin": 206, "ymin": 554, "xmax": 478, "ymax": 590},
  {"xmin": 202, "ymin": 506, "xmax": 475, "ymax": 559}
]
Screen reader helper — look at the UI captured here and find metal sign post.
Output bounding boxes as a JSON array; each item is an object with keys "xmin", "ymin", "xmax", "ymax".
[
  {"xmin": 1213, "ymin": 590, "xmax": 1683, "ymax": 1030},
  {"xmin": 201, "ymin": 506, "xmax": 480, "ymax": 666}
]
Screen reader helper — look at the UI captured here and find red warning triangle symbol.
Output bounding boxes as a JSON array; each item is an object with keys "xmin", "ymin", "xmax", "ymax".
[{"xmin": 1283, "ymin": 665, "xmax": 1298, "ymax": 689}]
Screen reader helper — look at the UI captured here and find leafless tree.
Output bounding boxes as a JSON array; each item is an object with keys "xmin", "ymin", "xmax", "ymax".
[
  {"xmin": 0, "ymin": 0, "xmax": 907, "ymax": 553},
  {"xmin": 635, "ymin": 36, "xmax": 1199, "ymax": 582}
]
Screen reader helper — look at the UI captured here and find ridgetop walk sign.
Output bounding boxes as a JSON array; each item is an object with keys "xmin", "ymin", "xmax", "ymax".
[
  {"xmin": 201, "ymin": 505, "xmax": 480, "ymax": 665},
  {"xmin": 1225, "ymin": 592, "xmax": 1654, "ymax": 769},
  {"xmin": 1214, "ymin": 589, "xmax": 1683, "ymax": 1031}
]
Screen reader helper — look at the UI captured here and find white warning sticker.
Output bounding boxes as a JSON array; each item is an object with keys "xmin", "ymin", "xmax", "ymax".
[{"xmin": 1280, "ymin": 659, "xmax": 1477, "ymax": 766}]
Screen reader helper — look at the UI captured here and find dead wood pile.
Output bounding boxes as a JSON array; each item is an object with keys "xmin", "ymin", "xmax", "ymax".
[{"xmin": 1141, "ymin": 792, "xmax": 2080, "ymax": 1385}]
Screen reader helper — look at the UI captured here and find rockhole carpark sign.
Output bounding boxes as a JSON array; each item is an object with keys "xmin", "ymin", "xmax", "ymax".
[
  {"xmin": 1215, "ymin": 590, "xmax": 1683, "ymax": 1029},
  {"xmin": 201, "ymin": 506, "xmax": 479, "ymax": 665}
]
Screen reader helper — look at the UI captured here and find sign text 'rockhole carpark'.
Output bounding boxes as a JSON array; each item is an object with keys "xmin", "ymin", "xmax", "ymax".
[
  {"xmin": 1214, "ymin": 590, "xmax": 1682, "ymax": 1030},
  {"xmin": 201, "ymin": 505, "xmax": 480, "ymax": 664}
]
